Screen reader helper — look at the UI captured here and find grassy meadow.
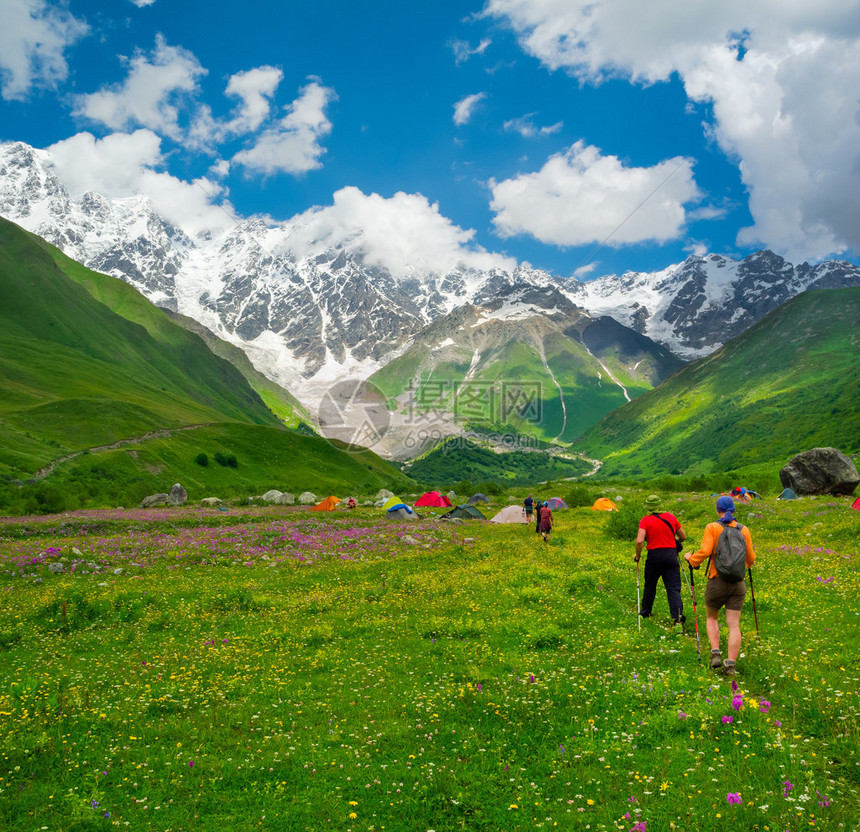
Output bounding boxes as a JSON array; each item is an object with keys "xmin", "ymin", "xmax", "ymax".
[{"xmin": 1, "ymin": 494, "xmax": 858, "ymax": 831}]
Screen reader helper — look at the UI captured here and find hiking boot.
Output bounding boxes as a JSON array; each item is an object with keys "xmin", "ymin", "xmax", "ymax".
[
  {"xmin": 722, "ymin": 661, "xmax": 737, "ymax": 677},
  {"xmin": 709, "ymin": 649, "xmax": 723, "ymax": 669}
]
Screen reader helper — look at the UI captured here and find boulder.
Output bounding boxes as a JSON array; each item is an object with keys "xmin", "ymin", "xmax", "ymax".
[
  {"xmin": 200, "ymin": 497, "xmax": 224, "ymax": 506},
  {"xmin": 140, "ymin": 493, "xmax": 170, "ymax": 508},
  {"xmin": 375, "ymin": 488, "xmax": 394, "ymax": 501},
  {"xmin": 168, "ymin": 483, "xmax": 187, "ymax": 506},
  {"xmin": 298, "ymin": 491, "xmax": 317, "ymax": 505},
  {"xmin": 261, "ymin": 489, "xmax": 283, "ymax": 503},
  {"xmin": 47, "ymin": 563, "xmax": 64, "ymax": 574},
  {"xmin": 277, "ymin": 492, "xmax": 295, "ymax": 505},
  {"xmin": 780, "ymin": 447, "xmax": 860, "ymax": 496}
]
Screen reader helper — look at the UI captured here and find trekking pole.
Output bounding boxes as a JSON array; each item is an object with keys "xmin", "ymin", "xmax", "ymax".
[
  {"xmin": 681, "ymin": 558, "xmax": 701, "ymax": 664},
  {"xmin": 748, "ymin": 566, "xmax": 760, "ymax": 635},
  {"xmin": 636, "ymin": 559, "xmax": 641, "ymax": 632}
]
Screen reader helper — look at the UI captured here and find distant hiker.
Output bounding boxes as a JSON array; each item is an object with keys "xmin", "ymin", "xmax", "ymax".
[
  {"xmin": 524, "ymin": 494, "xmax": 535, "ymax": 520},
  {"xmin": 347, "ymin": 497, "xmax": 357, "ymax": 509},
  {"xmin": 634, "ymin": 494, "xmax": 687, "ymax": 626},
  {"xmin": 538, "ymin": 501, "xmax": 553, "ymax": 542},
  {"xmin": 534, "ymin": 500, "xmax": 543, "ymax": 534},
  {"xmin": 685, "ymin": 496, "xmax": 757, "ymax": 676}
]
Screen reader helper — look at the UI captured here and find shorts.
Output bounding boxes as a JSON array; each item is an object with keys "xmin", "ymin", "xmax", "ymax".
[{"xmin": 704, "ymin": 575, "xmax": 747, "ymax": 612}]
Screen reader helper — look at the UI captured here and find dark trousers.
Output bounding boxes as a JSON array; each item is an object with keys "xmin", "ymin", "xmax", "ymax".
[{"xmin": 640, "ymin": 547, "xmax": 684, "ymax": 621}]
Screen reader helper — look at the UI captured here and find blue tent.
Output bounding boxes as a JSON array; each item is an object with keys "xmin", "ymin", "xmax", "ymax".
[{"xmin": 777, "ymin": 488, "xmax": 799, "ymax": 500}]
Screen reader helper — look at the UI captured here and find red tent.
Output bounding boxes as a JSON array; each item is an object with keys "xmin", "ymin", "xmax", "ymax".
[
  {"xmin": 414, "ymin": 491, "xmax": 453, "ymax": 507},
  {"xmin": 852, "ymin": 496, "xmax": 860, "ymax": 511}
]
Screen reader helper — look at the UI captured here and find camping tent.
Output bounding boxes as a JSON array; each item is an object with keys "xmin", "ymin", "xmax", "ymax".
[
  {"xmin": 440, "ymin": 504, "xmax": 487, "ymax": 520},
  {"xmin": 852, "ymin": 496, "xmax": 860, "ymax": 511},
  {"xmin": 380, "ymin": 495, "xmax": 404, "ymax": 511},
  {"xmin": 311, "ymin": 496, "xmax": 341, "ymax": 511},
  {"xmin": 415, "ymin": 491, "xmax": 453, "ymax": 507},
  {"xmin": 490, "ymin": 505, "xmax": 528, "ymax": 524},
  {"xmin": 777, "ymin": 488, "xmax": 800, "ymax": 501},
  {"xmin": 546, "ymin": 497, "xmax": 568, "ymax": 510},
  {"xmin": 387, "ymin": 506, "xmax": 419, "ymax": 521},
  {"xmin": 467, "ymin": 493, "xmax": 489, "ymax": 504},
  {"xmin": 592, "ymin": 497, "xmax": 618, "ymax": 511}
]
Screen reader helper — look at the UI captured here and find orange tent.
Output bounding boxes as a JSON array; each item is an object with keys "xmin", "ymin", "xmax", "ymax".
[
  {"xmin": 592, "ymin": 497, "xmax": 618, "ymax": 511},
  {"xmin": 311, "ymin": 496, "xmax": 341, "ymax": 511}
]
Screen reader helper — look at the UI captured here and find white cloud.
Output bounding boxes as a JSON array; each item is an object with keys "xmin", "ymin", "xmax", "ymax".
[
  {"xmin": 232, "ymin": 79, "xmax": 336, "ymax": 175},
  {"xmin": 45, "ymin": 131, "xmax": 235, "ymax": 237},
  {"xmin": 0, "ymin": 0, "xmax": 88, "ymax": 101},
  {"xmin": 283, "ymin": 186, "xmax": 516, "ymax": 275},
  {"xmin": 452, "ymin": 37, "xmax": 492, "ymax": 65},
  {"xmin": 484, "ymin": 0, "xmax": 860, "ymax": 260},
  {"xmin": 489, "ymin": 141, "xmax": 700, "ymax": 246},
  {"xmin": 225, "ymin": 66, "xmax": 283, "ymax": 133},
  {"xmin": 74, "ymin": 35, "xmax": 206, "ymax": 140},
  {"xmin": 503, "ymin": 113, "xmax": 562, "ymax": 138},
  {"xmin": 453, "ymin": 92, "xmax": 487, "ymax": 126},
  {"xmin": 129, "ymin": 0, "xmax": 157, "ymax": 7}
]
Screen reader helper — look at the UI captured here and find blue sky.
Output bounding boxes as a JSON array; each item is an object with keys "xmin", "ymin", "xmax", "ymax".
[{"xmin": 2, "ymin": 0, "xmax": 859, "ymax": 279}]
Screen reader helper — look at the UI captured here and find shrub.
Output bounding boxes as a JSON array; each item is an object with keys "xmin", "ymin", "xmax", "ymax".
[
  {"xmin": 195, "ymin": 453, "xmax": 209, "ymax": 466},
  {"xmin": 565, "ymin": 483, "xmax": 595, "ymax": 508},
  {"xmin": 603, "ymin": 503, "xmax": 642, "ymax": 540}
]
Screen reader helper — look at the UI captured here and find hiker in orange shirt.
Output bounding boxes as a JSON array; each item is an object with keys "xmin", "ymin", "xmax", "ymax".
[{"xmin": 685, "ymin": 496, "xmax": 757, "ymax": 676}]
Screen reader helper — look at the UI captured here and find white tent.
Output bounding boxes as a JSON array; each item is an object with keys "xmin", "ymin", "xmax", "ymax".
[{"xmin": 490, "ymin": 505, "xmax": 528, "ymax": 524}]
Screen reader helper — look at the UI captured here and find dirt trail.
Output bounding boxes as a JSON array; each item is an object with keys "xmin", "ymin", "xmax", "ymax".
[{"xmin": 32, "ymin": 424, "xmax": 216, "ymax": 481}]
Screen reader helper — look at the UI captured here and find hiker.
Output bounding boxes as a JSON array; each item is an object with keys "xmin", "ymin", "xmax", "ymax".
[
  {"xmin": 538, "ymin": 501, "xmax": 553, "ymax": 542},
  {"xmin": 534, "ymin": 499, "xmax": 543, "ymax": 534},
  {"xmin": 633, "ymin": 494, "xmax": 687, "ymax": 625},
  {"xmin": 685, "ymin": 496, "xmax": 757, "ymax": 676},
  {"xmin": 524, "ymin": 494, "xmax": 535, "ymax": 521},
  {"xmin": 347, "ymin": 497, "xmax": 357, "ymax": 509}
]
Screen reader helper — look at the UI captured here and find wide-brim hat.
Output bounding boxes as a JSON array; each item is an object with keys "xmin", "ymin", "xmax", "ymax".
[{"xmin": 644, "ymin": 494, "xmax": 662, "ymax": 511}]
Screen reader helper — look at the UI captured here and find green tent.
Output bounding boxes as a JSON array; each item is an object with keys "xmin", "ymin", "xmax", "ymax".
[{"xmin": 440, "ymin": 504, "xmax": 487, "ymax": 520}]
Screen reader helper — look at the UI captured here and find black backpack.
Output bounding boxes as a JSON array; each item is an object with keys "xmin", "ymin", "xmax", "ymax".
[{"xmin": 710, "ymin": 523, "xmax": 747, "ymax": 583}]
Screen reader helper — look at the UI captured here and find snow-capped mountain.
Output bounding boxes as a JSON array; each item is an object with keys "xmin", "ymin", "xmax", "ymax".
[
  {"xmin": 570, "ymin": 250, "xmax": 860, "ymax": 358},
  {"xmin": 2, "ymin": 138, "xmax": 859, "ymax": 404}
]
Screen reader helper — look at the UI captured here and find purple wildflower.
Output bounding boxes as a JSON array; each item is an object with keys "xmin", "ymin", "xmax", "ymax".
[
  {"xmin": 726, "ymin": 792, "xmax": 742, "ymax": 805},
  {"xmin": 783, "ymin": 780, "xmax": 793, "ymax": 798},
  {"xmin": 759, "ymin": 699, "xmax": 770, "ymax": 714},
  {"xmin": 732, "ymin": 694, "xmax": 743, "ymax": 711},
  {"xmin": 721, "ymin": 715, "xmax": 733, "ymax": 724}
]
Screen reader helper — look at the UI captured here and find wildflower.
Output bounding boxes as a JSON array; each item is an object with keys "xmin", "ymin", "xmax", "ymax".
[
  {"xmin": 816, "ymin": 790, "xmax": 831, "ymax": 808},
  {"xmin": 731, "ymin": 694, "xmax": 743, "ymax": 711},
  {"xmin": 721, "ymin": 715, "xmax": 733, "ymax": 724},
  {"xmin": 774, "ymin": 720, "xmax": 782, "ymax": 728},
  {"xmin": 348, "ymin": 812, "xmax": 357, "ymax": 819},
  {"xmin": 476, "ymin": 683, "xmax": 482, "ymax": 692},
  {"xmin": 630, "ymin": 822, "xmax": 647, "ymax": 832},
  {"xmin": 731, "ymin": 680, "xmax": 738, "ymax": 693},
  {"xmin": 189, "ymin": 760, "xmax": 194, "ymax": 768},
  {"xmin": 760, "ymin": 700, "xmax": 771, "ymax": 714},
  {"xmin": 678, "ymin": 710, "xmax": 687, "ymax": 719},
  {"xmin": 529, "ymin": 674, "xmax": 535, "ymax": 683},
  {"xmin": 783, "ymin": 780, "xmax": 793, "ymax": 798},
  {"xmin": 726, "ymin": 792, "xmax": 742, "ymax": 805}
]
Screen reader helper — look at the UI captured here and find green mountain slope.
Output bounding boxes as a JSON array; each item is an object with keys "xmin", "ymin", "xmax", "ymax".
[
  {"xmin": 369, "ymin": 303, "xmax": 683, "ymax": 451},
  {"xmin": 0, "ymin": 218, "xmax": 412, "ymax": 509},
  {"xmin": 577, "ymin": 288, "xmax": 860, "ymax": 477}
]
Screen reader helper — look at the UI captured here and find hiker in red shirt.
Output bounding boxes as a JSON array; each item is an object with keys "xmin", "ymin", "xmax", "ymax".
[
  {"xmin": 538, "ymin": 501, "xmax": 553, "ymax": 542},
  {"xmin": 686, "ymin": 496, "xmax": 757, "ymax": 676},
  {"xmin": 634, "ymin": 494, "xmax": 687, "ymax": 625}
]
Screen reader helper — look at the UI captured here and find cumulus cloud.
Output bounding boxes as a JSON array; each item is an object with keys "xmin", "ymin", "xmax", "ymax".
[
  {"xmin": 489, "ymin": 141, "xmax": 700, "ymax": 246},
  {"xmin": 225, "ymin": 66, "xmax": 283, "ymax": 133},
  {"xmin": 484, "ymin": 0, "xmax": 860, "ymax": 260},
  {"xmin": 0, "ymin": 0, "xmax": 88, "ymax": 100},
  {"xmin": 453, "ymin": 92, "xmax": 487, "ymax": 126},
  {"xmin": 503, "ymin": 113, "xmax": 562, "ymax": 138},
  {"xmin": 74, "ymin": 35, "xmax": 206, "ymax": 140},
  {"xmin": 232, "ymin": 79, "xmax": 336, "ymax": 175},
  {"xmin": 283, "ymin": 186, "xmax": 516, "ymax": 275},
  {"xmin": 129, "ymin": 0, "xmax": 157, "ymax": 6},
  {"xmin": 45, "ymin": 131, "xmax": 235, "ymax": 237}
]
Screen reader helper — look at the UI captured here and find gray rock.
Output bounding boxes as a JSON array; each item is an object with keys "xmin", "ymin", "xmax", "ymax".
[
  {"xmin": 140, "ymin": 493, "xmax": 170, "ymax": 508},
  {"xmin": 200, "ymin": 497, "xmax": 224, "ymax": 506},
  {"xmin": 278, "ymin": 492, "xmax": 295, "ymax": 505},
  {"xmin": 298, "ymin": 491, "xmax": 317, "ymax": 505},
  {"xmin": 376, "ymin": 489, "xmax": 394, "ymax": 501},
  {"xmin": 261, "ymin": 489, "xmax": 283, "ymax": 503},
  {"xmin": 47, "ymin": 563, "xmax": 64, "ymax": 574},
  {"xmin": 112, "ymin": 568, "xmax": 123, "ymax": 575},
  {"xmin": 780, "ymin": 447, "xmax": 860, "ymax": 496},
  {"xmin": 168, "ymin": 483, "xmax": 187, "ymax": 506}
]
